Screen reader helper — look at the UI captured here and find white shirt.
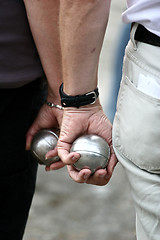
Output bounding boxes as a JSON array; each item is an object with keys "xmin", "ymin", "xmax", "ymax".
[{"xmin": 122, "ymin": 0, "xmax": 160, "ymax": 37}]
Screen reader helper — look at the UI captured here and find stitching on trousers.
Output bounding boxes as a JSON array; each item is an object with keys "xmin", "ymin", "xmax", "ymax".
[{"xmin": 126, "ymin": 48, "xmax": 160, "ymax": 79}]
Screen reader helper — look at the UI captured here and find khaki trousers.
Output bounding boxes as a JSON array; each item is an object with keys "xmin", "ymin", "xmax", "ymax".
[{"xmin": 113, "ymin": 24, "xmax": 160, "ymax": 240}]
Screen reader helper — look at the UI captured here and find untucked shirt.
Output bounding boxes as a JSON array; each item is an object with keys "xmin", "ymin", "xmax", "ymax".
[
  {"xmin": 122, "ymin": 0, "xmax": 160, "ymax": 37},
  {"xmin": 0, "ymin": 0, "xmax": 44, "ymax": 88}
]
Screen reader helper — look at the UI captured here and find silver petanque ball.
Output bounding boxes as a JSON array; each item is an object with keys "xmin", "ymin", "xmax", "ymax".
[
  {"xmin": 30, "ymin": 129, "xmax": 59, "ymax": 166},
  {"xmin": 70, "ymin": 134, "xmax": 110, "ymax": 173}
]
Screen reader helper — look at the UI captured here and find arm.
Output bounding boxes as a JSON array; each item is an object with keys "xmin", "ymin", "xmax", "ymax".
[
  {"xmin": 24, "ymin": 0, "xmax": 62, "ymax": 103},
  {"xmin": 58, "ymin": 0, "xmax": 117, "ymax": 185},
  {"xmin": 24, "ymin": 0, "xmax": 64, "ymax": 169},
  {"xmin": 59, "ymin": 0, "xmax": 110, "ymax": 94}
]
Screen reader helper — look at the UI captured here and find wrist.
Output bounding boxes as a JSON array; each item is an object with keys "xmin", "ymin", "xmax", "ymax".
[
  {"xmin": 45, "ymin": 91, "xmax": 63, "ymax": 110},
  {"xmin": 63, "ymin": 99, "xmax": 102, "ymax": 114},
  {"xmin": 47, "ymin": 88, "xmax": 61, "ymax": 106}
]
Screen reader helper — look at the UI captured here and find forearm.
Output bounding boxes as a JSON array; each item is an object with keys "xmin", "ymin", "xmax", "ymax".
[
  {"xmin": 59, "ymin": 0, "xmax": 111, "ymax": 95},
  {"xmin": 23, "ymin": 0, "xmax": 62, "ymax": 103}
]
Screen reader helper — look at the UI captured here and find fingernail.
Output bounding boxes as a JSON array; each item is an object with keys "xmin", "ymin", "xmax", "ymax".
[
  {"xmin": 99, "ymin": 174, "xmax": 107, "ymax": 178},
  {"xmin": 51, "ymin": 167, "xmax": 58, "ymax": 170},
  {"xmin": 72, "ymin": 156, "xmax": 78, "ymax": 161},
  {"xmin": 83, "ymin": 174, "xmax": 89, "ymax": 180},
  {"xmin": 46, "ymin": 168, "xmax": 50, "ymax": 172},
  {"xmin": 105, "ymin": 174, "xmax": 110, "ymax": 180},
  {"xmin": 45, "ymin": 156, "xmax": 52, "ymax": 161}
]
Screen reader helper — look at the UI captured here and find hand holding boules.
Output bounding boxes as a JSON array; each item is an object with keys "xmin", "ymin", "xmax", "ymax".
[
  {"xmin": 57, "ymin": 103, "xmax": 117, "ymax": 185},
  {"xmin": 31, "ymin": 130, "xmax": 110, "ymax": 173},
  {"xmin": 70, "ymin": 134, "xmax": 110, "ymax": 173}
]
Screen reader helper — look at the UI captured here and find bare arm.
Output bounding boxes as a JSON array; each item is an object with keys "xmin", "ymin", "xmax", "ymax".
[
  {"xmin": 23, "ymin": 0, "xmax": 62, "ymax": 103},
  {"xmin": 24, "ymin": 0, "xmax": 64, "ymax": 170},
  {"xmin": 58, "ymin": 0, "xmax": 117, "ymax": 185},
  {"xmin": 59, "ymin": 0, "xmax": 111, "ymax": 94}
]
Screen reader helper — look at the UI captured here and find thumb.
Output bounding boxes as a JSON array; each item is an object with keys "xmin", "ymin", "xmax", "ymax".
[{"xmin": 57, "ymin": 134, "xmax": 81, "ymax": 165}]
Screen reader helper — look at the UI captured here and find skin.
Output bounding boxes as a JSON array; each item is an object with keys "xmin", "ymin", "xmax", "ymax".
[
  {"xmin": 24, "ymin": 0, "xmax": 65, "ymax": 170},
  {"xmin": 58, "ymin": 101, "xmax": 117, "ymax": 185},
  {"xmin": 24, "ymin": 0, "xmax": 117, "ymax": 186}
]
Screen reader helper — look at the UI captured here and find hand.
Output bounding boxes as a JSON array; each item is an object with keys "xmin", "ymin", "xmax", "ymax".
[
  {"xmin": 26, "ymin": 101, "xmax": 65, "ymax": 171},
  {"xmin": 57, "ymin": 100, "xmax": 117, "ymax": 185}
]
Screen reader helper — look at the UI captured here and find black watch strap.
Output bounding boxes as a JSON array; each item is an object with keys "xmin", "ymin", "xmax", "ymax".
[{"xmin": 59, "ymin": 83, "xmax": 99, "ymax": 108}]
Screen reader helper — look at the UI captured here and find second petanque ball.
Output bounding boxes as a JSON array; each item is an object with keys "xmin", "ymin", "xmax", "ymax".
[
  {"xmin": 30, "ymin": 129, "xmax": 59, "ymax": 166},
  {"xmin": 70, "ymin": 134, "xmax": 110, "ymax": 173}
]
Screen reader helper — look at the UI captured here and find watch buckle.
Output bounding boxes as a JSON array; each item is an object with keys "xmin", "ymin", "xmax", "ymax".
[{"xmin": 86, "ymin": 91, "xmax": 97, "ymax": 104}]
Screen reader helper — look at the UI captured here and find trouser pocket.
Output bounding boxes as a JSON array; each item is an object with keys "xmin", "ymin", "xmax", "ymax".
[{"xmin": 113, "ymin": 75, "xmax": 160, "ymax": 173}]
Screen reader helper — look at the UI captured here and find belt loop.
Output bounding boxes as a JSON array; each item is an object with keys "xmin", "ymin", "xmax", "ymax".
[{"xmin": 130, "ymin": 22, "xmax": 138, "ymax": 51}]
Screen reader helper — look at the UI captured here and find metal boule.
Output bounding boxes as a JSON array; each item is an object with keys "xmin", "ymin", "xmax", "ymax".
[
  {"xmin": 70, "ymin": 134, "xmax": 110, "ymax": 173},
  {"xmin": 30, "ymin": 129, "xmax": 59, "ymax": 166}
]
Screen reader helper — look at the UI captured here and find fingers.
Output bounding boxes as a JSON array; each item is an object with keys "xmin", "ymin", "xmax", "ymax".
[
  {"xmin": 67, "ymin": 165, "xmax": 111, "ymax": 185},
  {"xmin": 45, "ymin": 147, "xmax": 58, "ymax": 160},
  {"xmin": 86, "ymin": 169, "xmax": 111, "ymax": 185},
  {"xmin": 44, "ymin": 147, "xmax": 65, "ymax": 171},
  {"xmin": 25, "ymin": 123, "xmax": 39, "ymax": 150},
  {"xmin": 67, "ymin": 148, "xmax": 118, "ymax": 186},
  {"xmin": 67, "ymin": 165, "xmax": 92, "ymax": 183},
  {"xmin": 46, "ymin": 160, "xmax": 65, "ymax": 171},
  {"xmin": 57, "ymin": 138, "xmax": 81, "ymax": 165},
  {"xmin": 107, "ymin": 146, "xmax": 118, "ymax": 175}
]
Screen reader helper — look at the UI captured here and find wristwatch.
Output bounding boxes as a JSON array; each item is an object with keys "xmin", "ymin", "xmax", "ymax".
[{"xmin": 59, "ymin": 83, "xmax": 99, "ymax": 108}]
